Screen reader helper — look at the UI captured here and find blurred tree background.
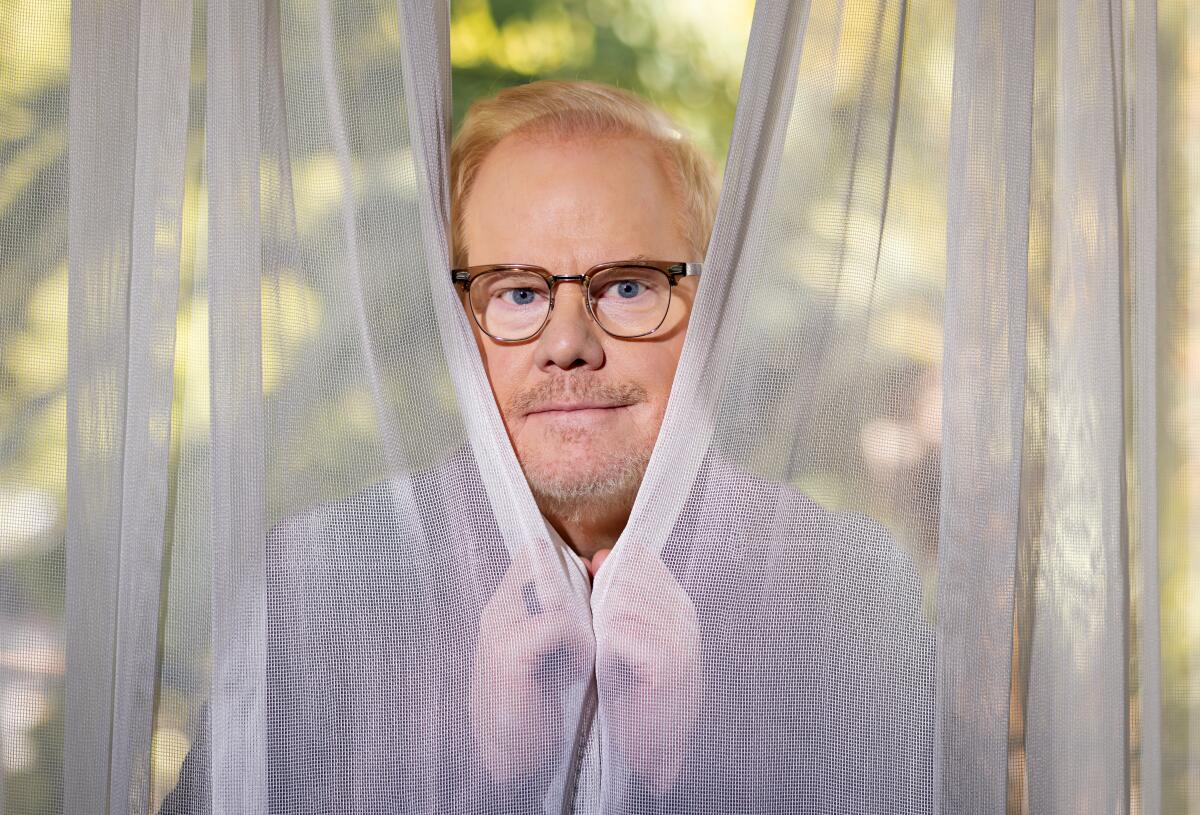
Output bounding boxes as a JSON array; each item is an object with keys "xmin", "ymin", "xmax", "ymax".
[
  {"xmin": 0, "ymin": 0, "xmax": 1197, "ymax": 813},
  {"xmin": 449, "ymin": 0, "xmax": 751, "ymax": 160}
]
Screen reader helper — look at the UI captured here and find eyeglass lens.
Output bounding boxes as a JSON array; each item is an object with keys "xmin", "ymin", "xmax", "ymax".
[{"xmin": 468, "ymin": 266, "xmax": 672, "ymax": 340}]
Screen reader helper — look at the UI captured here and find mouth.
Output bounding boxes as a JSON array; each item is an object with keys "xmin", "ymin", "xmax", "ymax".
[{"xmin": 524, "ymin": 401, "xmax": 632, "ymax": 417}]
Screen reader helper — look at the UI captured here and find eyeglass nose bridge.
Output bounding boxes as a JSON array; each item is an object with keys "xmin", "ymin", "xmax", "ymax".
[
  {"xmin": 544, "ymin": 273, "xmax": 590, "ymax": 294},
  {"xmin": 540, "ymin": 273, "xmax": 602, "ymax": 337}
]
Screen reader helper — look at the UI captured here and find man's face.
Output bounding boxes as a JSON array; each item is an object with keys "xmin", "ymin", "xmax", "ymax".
[{"xmin": 461, "ymin": 133, "xmax": 696, "ymax": 516}]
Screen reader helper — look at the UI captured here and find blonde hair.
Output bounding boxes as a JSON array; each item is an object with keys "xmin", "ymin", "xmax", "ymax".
[{"xmin": 449, "ymin": 80, "xmax": 717, "ymax": 267}]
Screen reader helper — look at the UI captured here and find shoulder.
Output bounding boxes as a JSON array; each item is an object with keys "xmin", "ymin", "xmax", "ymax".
[
  {"xmin": 267, "ymin": 480, "xmax": 402, "ymax": 559},
  {"xmin": 264, "ymin": 452, "xmax": 490, "ymax": 640},
  {"xmin": 777, "ymin": 484, "xmax": 926, "ymax": 604},
  {"xmin": 668, "ymin": 460, "xmax": 934, "ymax": 806},
  {"xmin": 776, "ymin": 479, "xmax": 930, "ymax": 641},
  {"xmin": 679, "ymin": 456, "xmax": 932, "ymax": 645},
  {"xmin": 690, "ymin": 457, "xmax": 923, "ymax": 579}
]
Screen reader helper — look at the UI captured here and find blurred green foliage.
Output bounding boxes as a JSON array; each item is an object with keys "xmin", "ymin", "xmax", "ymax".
[
  {"xmin": 1157, "ymin": 3, "xmax": 1200, "ymax": 811},
  {"xmin": 450, "ymin": 0, "xmax": 751, "ymax": 160},
  {"xmin": 1, "ymin": 3, "xmax": 69, "ymax": 807}
]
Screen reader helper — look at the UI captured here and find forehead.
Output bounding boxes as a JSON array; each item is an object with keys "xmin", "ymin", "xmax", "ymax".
[{"xmin": 462, "ymin": 132, "xmax": 687, "ymax": 268}]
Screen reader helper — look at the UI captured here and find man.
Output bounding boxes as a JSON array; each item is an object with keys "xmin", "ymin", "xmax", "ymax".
[
  {"xmin": 163, "ymin": 80, "xmax": 932, "ymax": 814},
  {"xmin": 450, "ymin": 80, "xmax": 714, "ymax": 800}
]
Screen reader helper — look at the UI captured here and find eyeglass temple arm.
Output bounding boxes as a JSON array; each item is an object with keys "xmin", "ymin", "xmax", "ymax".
[{"xmin": 668, "ymin": 262, "xmax": 702, "ymax": 280}]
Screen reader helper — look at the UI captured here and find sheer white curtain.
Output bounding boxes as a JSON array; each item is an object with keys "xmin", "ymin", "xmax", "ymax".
[
  {"xmin": 0, "ymin": 0, "xmax": 1195, "ymax": 813},
  {"xmin": 938, "ymin": 1, "xmax": 1161, "ymax": 812}
]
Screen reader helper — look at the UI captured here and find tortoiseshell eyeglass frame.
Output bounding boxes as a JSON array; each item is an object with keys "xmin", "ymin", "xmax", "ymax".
[{"xmin": 450, "ymin": 260, "xmax": 702, "ymax": 342}]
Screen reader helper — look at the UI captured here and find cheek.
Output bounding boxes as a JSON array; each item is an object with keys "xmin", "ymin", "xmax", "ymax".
[
  {"xmin": 475, "ymin": 343, "xmax": 535, "ymax": 424},
  {"xmin": 614, "ymin": 343, "xmax": 686, "ymax": 407},
  {"xmin": 654, "ymin": 350, "xmax": 685, "ymax": 406}
]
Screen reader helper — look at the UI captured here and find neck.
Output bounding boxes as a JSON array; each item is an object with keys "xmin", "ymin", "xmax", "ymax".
[{"xmin": 538, "ymin": 494, "xmax": 633, "ymax": 560}]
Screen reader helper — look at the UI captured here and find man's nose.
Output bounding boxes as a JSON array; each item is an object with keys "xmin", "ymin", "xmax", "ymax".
[{"xmin": 533, "ymin": 282, "xmax": 605, "ymax": 371}]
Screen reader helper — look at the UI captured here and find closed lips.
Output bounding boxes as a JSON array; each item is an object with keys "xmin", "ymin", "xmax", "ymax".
[{"xmin": 526, "ymin": 402, "xmax": 629, "ymax": 414}]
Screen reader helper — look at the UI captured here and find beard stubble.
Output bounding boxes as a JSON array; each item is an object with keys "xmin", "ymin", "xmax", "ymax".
[{"xmin": 506, "ymin": 376, "xmax": 654, "ymax": 523}]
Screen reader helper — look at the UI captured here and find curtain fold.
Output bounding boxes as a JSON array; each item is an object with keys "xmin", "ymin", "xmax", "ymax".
[
  {"xmin": 614, "ymin": 0, "xmax": 811, "ymax": 557},
  {"xmin": 106, "ymin": 0, "xmax": 195, "ymax": 807},
  {"xmin": 1129, "ymin": 5, "xmax": 1162, "ymax": 813},
  {"xmin": 206, "ymin": 0, "xmax": 269, "ymax": 810},
  {"xmin": 64, "ymin": 0, "xmax": 140, "ymax": 808},
  {"xmin": 0, "ymin": 0, "xmax": 1193, "ymax": 812},
  {"xmin": 64, "ymin": 0, "xmax": 193, "ymax": 812},
  {"xmin": 1022, "ymin": 2, "xmax": 1144, "ymax": 811},
  {"xmin": 395, "ymin": 0, "xmax": 544, "ymax": 554},
  {"xmin": 935, "ymin": 1, "xmax": 1032, "ymax": 811}
]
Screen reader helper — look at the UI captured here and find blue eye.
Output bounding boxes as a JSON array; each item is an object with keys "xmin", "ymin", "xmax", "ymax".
[
  {"xmin": 612, "ymin": 280, "xmax": 644, "ymax": 299},
  {"xmin": 502, "ymin": 288, "xmax": 539, "ymax": 306}
]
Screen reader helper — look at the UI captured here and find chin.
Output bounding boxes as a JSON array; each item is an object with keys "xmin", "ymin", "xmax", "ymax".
[{"xmin": 521, "ymin": 445, "xmax": 650, "ymax": 516}]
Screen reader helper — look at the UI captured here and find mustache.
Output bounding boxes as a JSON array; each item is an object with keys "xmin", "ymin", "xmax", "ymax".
[{"xmin": 508, "ymin": 377, "xmax": 647, "ymax": 415}]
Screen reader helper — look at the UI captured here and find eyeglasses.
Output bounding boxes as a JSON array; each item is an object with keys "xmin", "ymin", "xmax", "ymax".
[{"xmin": 450, "ymin": 260, "xmax": 702, "ymax": 342}]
